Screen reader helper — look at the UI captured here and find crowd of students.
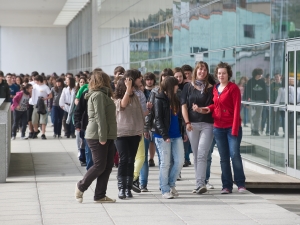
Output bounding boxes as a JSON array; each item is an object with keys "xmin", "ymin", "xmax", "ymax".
[
  {"xmin": 75, "ymin": 61, "xmax": 246, "ymax": 203},
  {"xmin": 0, "ymin": 62, "xmax": 247, "ymax": 204}
]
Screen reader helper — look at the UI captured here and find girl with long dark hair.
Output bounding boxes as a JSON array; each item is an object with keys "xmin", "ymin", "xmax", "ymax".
[
  {"xmin": 154, "ymin": 76, "xmax": 186, "ymax": 199},
  {"xmin": 59, "ymin": 77, "xmax": 76, "ymax": 138},
  {"xmin": 114, "ymin": 71, "xmax": 144, "ymax": 199}
]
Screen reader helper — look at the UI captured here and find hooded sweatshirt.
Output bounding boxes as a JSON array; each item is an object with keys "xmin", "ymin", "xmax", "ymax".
[
  {"xmin": 85, "ymin": 87, "xmax": 117, "ymax": 142},
  {"xmin": 245, "ymin": 78, "xmax": 267, "ymax": 102}
]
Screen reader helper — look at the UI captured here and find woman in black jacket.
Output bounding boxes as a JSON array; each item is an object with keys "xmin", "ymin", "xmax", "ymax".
[{"xmin": 153, "ymin": 76, "xmax": 187, "ymax": 199}]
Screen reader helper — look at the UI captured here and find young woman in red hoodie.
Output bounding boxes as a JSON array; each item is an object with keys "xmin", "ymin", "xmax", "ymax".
[{"xmin": 201, "ymin": 62, "xmax": 246, "ymax": 194}]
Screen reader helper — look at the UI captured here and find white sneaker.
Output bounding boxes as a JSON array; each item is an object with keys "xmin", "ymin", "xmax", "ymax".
[
  {"xmin": 11, "ymin": 136, "xmax": 16, "ymax": 140},
  {"xmin": 162, "ymin": 192, "xmax": 174, "ymax": 199},
  {"xmin": 206, "ymin": 181, "xmax": 214, "ymax": 189},
  {"xmin": 192, "ymin": 189, "xmax": 197, "ymax": 193},
  {"xmin": 170, "ymin": 187, "xmax": 179, "ymax": 197},
  {"xmin": 75, "ymin": 183, "xmax": 83, "ymax": 203}
]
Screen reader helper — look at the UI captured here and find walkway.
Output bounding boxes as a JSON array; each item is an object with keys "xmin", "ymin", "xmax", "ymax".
[{"xmin": 2, "ymin": 125, "xmax": 300, "ymax": 225}]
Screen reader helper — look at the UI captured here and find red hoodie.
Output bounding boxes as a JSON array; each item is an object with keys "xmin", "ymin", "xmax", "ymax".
[{"xmin": 208, "ymin": 82, "xmax": 241, "ymax": 136}]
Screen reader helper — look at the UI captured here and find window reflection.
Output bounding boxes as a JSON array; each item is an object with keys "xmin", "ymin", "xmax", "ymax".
[
  {"xmin": 272, "ymin": 0, "xmax": 300, "ymax": 39},
  {"xmin": 66, "ymin": 0, "xmax": 300, "ymax": 174},
  {"xmin": 237, "ymin": 0, "xmax": 271, "ymax": 45}
]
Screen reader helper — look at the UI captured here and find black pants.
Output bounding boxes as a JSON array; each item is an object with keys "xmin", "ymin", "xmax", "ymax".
[
  {"xmin": 63, "ymin": 112, "xmax": 75, "ymax": 137},
  {"xmin": 77, "ymin": 139, "xmax": 114, "ymax": 200},
  {"xmin": 12, "ymin": 110, "xmax": 27, "ymax": 137},
  {"xmin": 115, "ymin": 135, "xmax": 141, "ymax": 178}
]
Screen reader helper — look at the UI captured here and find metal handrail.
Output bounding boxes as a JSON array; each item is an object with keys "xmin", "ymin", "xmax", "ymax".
[{"xmin": 241, "ymin": 101, "xmax": 287, "ymax": 109}]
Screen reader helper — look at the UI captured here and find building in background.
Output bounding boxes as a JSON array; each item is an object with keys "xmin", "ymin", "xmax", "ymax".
[{"xmin": 66, "ymin": 0, "xmax": 300, "ymax": 178}]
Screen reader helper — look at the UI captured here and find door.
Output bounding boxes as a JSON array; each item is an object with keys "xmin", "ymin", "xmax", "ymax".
[{"xmin": 286, "ymin": 40, "xmax": 300, "ymax": 178}]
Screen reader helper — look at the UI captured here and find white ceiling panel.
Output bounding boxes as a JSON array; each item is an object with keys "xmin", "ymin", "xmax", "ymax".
[{"xmin": 0, "ymin": 0, "xmax": 68, "ymax": 27}]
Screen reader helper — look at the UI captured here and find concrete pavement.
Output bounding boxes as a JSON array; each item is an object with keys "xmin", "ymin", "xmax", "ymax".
[{"xmin": 2, "ymin": 126, "xmax": 300, "ymax": 225}]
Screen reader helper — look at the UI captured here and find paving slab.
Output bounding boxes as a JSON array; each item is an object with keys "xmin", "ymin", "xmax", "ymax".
[{"xmin": 1, "ymin": 125, "xmax": 299, "ymax": 225}]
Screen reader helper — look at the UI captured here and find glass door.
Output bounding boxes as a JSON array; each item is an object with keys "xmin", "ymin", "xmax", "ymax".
[{"xmin": 286, "ymin": 40, "xmax": 300, "ymax": 178}]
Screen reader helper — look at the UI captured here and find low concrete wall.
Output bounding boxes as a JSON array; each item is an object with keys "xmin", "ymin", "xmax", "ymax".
[{"xmin": 0, "ymin": 98, "xmax": 11, "ymax": 182}]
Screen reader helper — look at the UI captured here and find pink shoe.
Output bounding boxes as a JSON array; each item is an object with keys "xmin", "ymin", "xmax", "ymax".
[
  {"xmin": 238, "ymin": 186, "xmax": 247, "ymax": 193},
  {"xmin": 221, "ymin": 188, "xmax": 232, "ymax": 194}
]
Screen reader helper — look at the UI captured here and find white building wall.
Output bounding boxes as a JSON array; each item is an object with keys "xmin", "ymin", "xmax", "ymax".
[{"xmin": 0, "ymin": 27, "xmax": 66, "ymax": 75}]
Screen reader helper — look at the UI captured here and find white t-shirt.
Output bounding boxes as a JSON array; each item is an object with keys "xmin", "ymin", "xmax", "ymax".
[
  {"xmin": 28, "ymin": 81, "xmax": 35, "ymax": 105},
  {"xmin": 31, "ymin": 84, "xmax": 51, "ymax": 105}
]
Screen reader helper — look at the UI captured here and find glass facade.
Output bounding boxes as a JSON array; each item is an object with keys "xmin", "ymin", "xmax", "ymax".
[
  {"xmin": 67, "ymin": 0, "xmax": 300, "ymax": 175},
  {"xmin": 67, "ymin": 2, "xmax": 92, "ymax": 74}
]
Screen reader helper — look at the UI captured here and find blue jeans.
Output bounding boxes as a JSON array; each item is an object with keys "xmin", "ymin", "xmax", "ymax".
[
  {"xmin": 213, "ymin": 127, "xmax": 245, "ymax": 190},
  {"xmin": 205, "ymin": 137, "xmax": 216, "ymax": 182},
  {"xmin": 261, "ymin": 107, "xmax": 269, "ymax": 133},
  {"xmin": 84, "ymin": 131, "xmax": 94, "ymax": 170},
  {"xmin": 155, "ymin": 137, "xmax": 184, "ymax": 194},
  {"xmin": 140, "ymin": 134, "xmax": 160, "ymax": 187},
  {"xmin": 140, "ymin": 137, "xmax": 150, "ymax": 188},
  {"xmin": 52, "ymin": 106, "xmax": 64, "ymax": 135},
  {"xmin": 184, "ymin": 139, "xmax": 192, "ymax": 162}
]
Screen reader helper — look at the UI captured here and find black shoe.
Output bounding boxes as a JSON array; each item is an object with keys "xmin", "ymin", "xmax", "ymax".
[
  {"xmin": 58, "ymin": 135, "xmax": 62, "ymax": 138},
  {"xmin": 118, "ymin": 189, "xmax": 126, "ymax": 199},
  {"xmin": 177, "ymin": 172, "xmax": 181, "ymax": 181},
  {"xmin": 252, "ymin": 131, "xmax": 260, "ymax": 136},
  {"xmin": 188, "ymin": 161, "xmax": 191, "ymax": 165},
  {"xmin": 53, "ymin": 134, "xmax": 57, "ymax": 138},
  {"xmin": 125, "ymin": 189, "xmax": 133, "ymax": 198},
  {"xmin": 274, "ymin": 132, "xmax": 279, "ymax": 136},
  {"xmin": 41, "ymin": 134, "xmax": 47, "ymax": 140},
  {"xmin": 149, "ymin": 159, "xmax": 155, "ymax": 167},
  {"xmin": 32, "ymin": 132, "xmax": 38, "ymax": 139},
  {"xmin": 71, "ymin": 134, "xmax": 76, "ymax": 138},
  {"xmin": 80, "ymin": 161, "xmax": 86, "ymax": 167},
  {"xmin": 118, "ymin": 177, "xmax": 126, "ymax": 199},
  {"xmin": 183, "ymin": 160, "xmax": 189, "ymax": 167},
  {"xmin": 132, "ymin": 177, "xmax": 141, "ymax": 193},
  {"xmin": 28, "ymin": 132, "xmax": 33, "ymax": 139},
  {"xmin": 141, "ymin": 186, "xmax": 148, "ymax": 192}
]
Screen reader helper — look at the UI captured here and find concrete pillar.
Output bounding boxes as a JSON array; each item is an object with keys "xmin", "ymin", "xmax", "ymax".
[{"xmin": 0, "ymin": 99, "xmax": 11, "ymax": 182}]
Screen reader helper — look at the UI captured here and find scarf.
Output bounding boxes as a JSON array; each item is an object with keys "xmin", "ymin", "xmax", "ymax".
[{"xmin": 194, "ymin": 80, "xmax": 206, "ymax": 94}]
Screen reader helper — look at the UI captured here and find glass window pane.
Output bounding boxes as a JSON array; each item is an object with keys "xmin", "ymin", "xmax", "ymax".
[
  {"xmin": 270, "ymin": 42, "xmax": 284, "ymax": 105},
  {"xmin": 241, "ymin": 105, "xmax": 271, "ymax": 167},
  {"xmin": 288, "ymin": 111, "xmax": 295, "ymax": 168},
  {"xmin": 272, "ymin": 0, "xmax": 300, "ymax": 40},
  {"xmin": 237, "ymin": 0, "xmax": 271, "ymax": 45},
  {"xmin": 296, "ymin": 51, "xmax": 300, "ymax": 104},
  {"xmin": 270, "ymin": 106, "xmax": 285, "ymax": 171},
  {"xmin": 236, "ymin": 44, "xmax": 270, "ymax": 104},
  {"xmin": 288, "ymin": 51, "xmax": 295, "ymax": 104},
  {"xmin": 297, "ymin": 112, "xmax": 300, "ymax": 170}
]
